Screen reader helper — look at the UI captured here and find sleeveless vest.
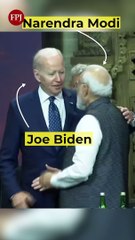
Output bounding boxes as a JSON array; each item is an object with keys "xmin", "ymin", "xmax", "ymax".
[{"xmin": 59, "ymin": 97, "xmax": 130, "ymax": 208}]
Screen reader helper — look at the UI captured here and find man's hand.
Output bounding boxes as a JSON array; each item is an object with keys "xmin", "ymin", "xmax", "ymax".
[
  {"xmin": 32, "ymin": 164, "xmax": 60, "ymax": 191},
  {"xmin": 11, "ymin": 191, "xmax": 35, "ymax": 208},
  {"xmin": 118, "ymin": 106, "xmax": 134, "ymax": 124}
]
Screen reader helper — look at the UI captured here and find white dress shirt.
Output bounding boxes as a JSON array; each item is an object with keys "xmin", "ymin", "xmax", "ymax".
[
  {"xmin": 51, "ymin": 114, "xmax": 103, "ymax": 188},
  {"xmin": 38, "ymin": 86, "xmax": 66, "ymax": 129}
]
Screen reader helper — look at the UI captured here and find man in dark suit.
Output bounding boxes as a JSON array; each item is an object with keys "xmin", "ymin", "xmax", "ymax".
[{"xmin": 0, "ymin": 48, "xmax": 80, "ymax": 208}]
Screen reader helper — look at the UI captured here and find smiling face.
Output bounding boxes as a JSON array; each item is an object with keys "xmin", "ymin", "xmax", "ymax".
[{"xmin": 34, "ymin": 53, "xmax": 65, "ymax": 96}]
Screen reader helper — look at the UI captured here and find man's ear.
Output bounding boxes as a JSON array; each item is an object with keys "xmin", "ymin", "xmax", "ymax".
[
  {"xmin": 82, "ymin": 84, "xmax": 89, "ymax": 97},
  {"xmin": 33, "ymin": 69, "xmax": 41, "ymax": 83}
]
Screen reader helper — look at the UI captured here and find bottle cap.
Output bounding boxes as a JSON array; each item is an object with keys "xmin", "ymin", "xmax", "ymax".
[
  {"xmin": 121, "ymin": 192, "xmax": 126, "ymax": 196},
  {"xmin": 100, "ymin": 192, "xmax": 105, "ymax": 196}
]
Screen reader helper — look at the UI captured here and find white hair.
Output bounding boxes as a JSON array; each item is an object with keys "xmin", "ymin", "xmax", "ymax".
[
  {"xmin": 33, "ymin": 48, "xmax": 63, "ymax": 70},
  {"xmin": 71, "ymin": 64, "xmax": 87, "ymax": 77},
  {"xmin": 82, "ymin": 65, "xmax": 112, "ymax": 97}
]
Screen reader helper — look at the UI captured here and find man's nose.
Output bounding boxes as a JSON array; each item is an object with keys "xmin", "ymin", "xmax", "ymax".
[{"xmin": 55, "ymin": 72, "xmax": 61, "ymax": 82}]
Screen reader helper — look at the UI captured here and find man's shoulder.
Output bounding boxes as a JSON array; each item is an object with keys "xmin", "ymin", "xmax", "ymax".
[{"xmin": 11, "ymin": 89, "xmax": 38, "ymax": 107}]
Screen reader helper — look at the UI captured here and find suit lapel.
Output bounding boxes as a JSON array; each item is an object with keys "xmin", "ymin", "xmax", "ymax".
[{"xmin": 30, "ymin": 89, "xmax": 49, "ymax": 132}]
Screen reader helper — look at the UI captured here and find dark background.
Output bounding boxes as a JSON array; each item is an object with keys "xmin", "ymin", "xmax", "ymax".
[{"xmin": 0, "ymin": 32, "xmax": 41, "ymax": 143}]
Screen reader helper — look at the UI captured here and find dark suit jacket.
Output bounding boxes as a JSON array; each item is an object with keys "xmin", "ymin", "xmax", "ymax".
[{"xmin": 0, "ymin": 88, "xmax": 81, "ymax": 208}]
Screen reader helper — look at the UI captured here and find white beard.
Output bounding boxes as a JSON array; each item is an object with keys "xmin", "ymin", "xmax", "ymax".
[{"xmin": 76, "ymin": 95, "xmax": 86, "ymax": 110}]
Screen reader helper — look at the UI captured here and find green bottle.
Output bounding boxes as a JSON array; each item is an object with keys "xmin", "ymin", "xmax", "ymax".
[
  {"xmin": 99, "ymin": 192, "xmax": 107, "ymax": 208},
  {"xmin": 120, "ymin": 192, "xmax": 126, "ymax": 208}
]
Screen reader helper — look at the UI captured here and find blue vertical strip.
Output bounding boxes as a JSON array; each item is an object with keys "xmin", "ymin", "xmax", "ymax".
[{"xmin": 0, "ymin": 32, "xmax": 42, "ymax": 144}]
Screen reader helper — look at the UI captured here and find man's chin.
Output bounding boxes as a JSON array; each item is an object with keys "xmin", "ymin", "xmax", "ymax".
[{"xmin": 52, "ymin": 88, "xmax": 62, "ymax": 96}]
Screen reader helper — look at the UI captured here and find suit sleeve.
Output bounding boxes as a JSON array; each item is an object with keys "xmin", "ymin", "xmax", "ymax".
[{"xmin": 0, "ymin": 102, "xmax": 22, "ymax": 199}]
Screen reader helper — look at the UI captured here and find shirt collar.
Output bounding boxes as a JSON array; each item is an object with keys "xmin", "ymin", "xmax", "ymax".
[{"xmin": 38, "ymin": 86, "xmax": 63, "ymax": 103}]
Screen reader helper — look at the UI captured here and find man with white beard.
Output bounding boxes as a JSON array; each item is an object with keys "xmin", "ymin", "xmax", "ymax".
[{"xmin": 32, "ymin": 64, "xmax": 130, "ymax": 208}]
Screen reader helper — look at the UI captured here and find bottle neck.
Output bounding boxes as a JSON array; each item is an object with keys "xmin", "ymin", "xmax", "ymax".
[
  {"xmin": 99, "ymin": 196, "xmax": 107, "ymax": 208},
  {"xmin": 120, "ymin": 195, "xmax": 126, "ymax": 208}
]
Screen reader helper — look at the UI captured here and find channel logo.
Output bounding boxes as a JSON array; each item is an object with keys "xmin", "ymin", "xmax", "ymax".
[{"xmin": 8, "ymin": 9, "xmax": 24, "ymax": 26}]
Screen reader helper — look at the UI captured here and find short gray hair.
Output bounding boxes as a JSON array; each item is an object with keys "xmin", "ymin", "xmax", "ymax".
[
  {"xmin": 33, "ymin": 48, "xmax": 63, "ymax": 70},
  {"xmin": 82, "ymin": 65, "xmax": 112, "ymax": 97},
  {"xmin": 71, "ymin": 64, "xmax": 87, "ymax": 77}
]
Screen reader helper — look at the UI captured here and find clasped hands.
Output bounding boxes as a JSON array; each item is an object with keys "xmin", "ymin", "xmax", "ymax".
[{"xmin": 31, "ymin": 164, "xmax": 60, "ymax": 191}]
